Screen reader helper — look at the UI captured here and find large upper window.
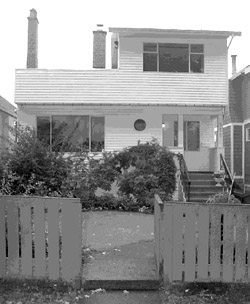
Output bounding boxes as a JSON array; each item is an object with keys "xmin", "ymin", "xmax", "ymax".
[
  {"xmin": 184, "ymin": 121, "xmax": 200, "ymax": 151},
  {"xmin": 143, "ymin": 43, "xmax": 204, "ymax": 73},
  {"xmin": 37, "ymin": 115, "xmax": 104, "ymax": 152}
]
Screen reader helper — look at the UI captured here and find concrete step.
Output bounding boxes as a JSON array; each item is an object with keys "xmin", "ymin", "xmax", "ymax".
[
  {"xmin": 191, "ymin": 180, "xmax": 223, "ymax": 186},
  {"xmin": 190, "ymin": 186, "xmax": 226, "ymax": 193},
  {"xmin": 78, "ymin": 290, "xmax": 164, "ymax": 304},
  {"xmin": 189, "ymin": 192, "xmax": 217, "ymax": 198},
  {"xmin": 82, "ymin": 279, "xmax": 161, "ymax": 290}
]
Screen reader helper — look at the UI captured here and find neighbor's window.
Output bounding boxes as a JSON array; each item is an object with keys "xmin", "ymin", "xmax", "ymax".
[
  {"xmin": 37, "ymin": 115, "xmax": 104, "ymax": 152},
  {"xmin": 246, "ymin": 128, "xmax": 250, "ymax": 142},
  {"xmin": 184, "ymin": 121, "xmax": 200, "ymax": 151},
  {"xmin": 143, "ymin": 43, "xmax": 204, "ymax": 73}
]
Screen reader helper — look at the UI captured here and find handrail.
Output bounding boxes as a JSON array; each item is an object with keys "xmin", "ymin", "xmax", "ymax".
[
  {"xmin": 177, "ymin": 153, "xmax": 191, "ymax": 201},
  {"xmin": 220, "ymin": 153, "xmax": 233, "ymax": 185}
]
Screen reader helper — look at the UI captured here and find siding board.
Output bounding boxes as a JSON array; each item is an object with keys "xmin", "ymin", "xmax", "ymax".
[{"xmin": 15, "ymin": 69, "xmax": 227, "ymax": 105}]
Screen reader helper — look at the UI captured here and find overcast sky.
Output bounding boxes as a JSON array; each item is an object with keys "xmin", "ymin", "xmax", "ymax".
[{"xmin": 0, "ymin": 0, "xmax": 248, "ymax": 105}]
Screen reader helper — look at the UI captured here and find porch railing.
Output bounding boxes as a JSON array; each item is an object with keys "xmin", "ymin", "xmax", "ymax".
[
  {"xmin": 177, "ymin": 153, "xmax": 191, "ymax": 202},
  {"xmin": 220, "ymin": 154, "xmax": 250, "ymax": 203}
]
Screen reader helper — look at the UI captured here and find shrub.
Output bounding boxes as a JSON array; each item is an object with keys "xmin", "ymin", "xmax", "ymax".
[
  {"xmin": 0, "ymin": 126, "xmax": 72, "ymax": 196},
  {"xmin": 205, "ymin": 192, "xmax": 241, "ymax": 204},
  {"xmin": 110, "ymin": 139, "xmax": 177, "ymax": 204}
]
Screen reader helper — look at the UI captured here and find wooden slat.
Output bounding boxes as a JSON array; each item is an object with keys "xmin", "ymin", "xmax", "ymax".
[
  {"xmin": 7, "ymin": 199, "xmax": 19, "ymax": 275},
  {"xmin": 47, "ymin": 199, "xmax": 60, "ymax": 280},
  {"xmin": 197, "ymin": 205, "xmax": 209, "ymax": 280},
  {"xmin": 0, "ymin": 199, "xmax": 6, "ymax": 277},
  {"xmin": 247, "ymin": 209, "xmax": 250, "ymax": 281},
  {"xmin": 61, "ymin": 199, "xmax": 82, "ymax": 282},
  {"xmin": 154, "ymin": 197, "xmax": 160, "ymax": 270},
  {"xmin": 172, "ymin": 204, "xmax": 184, "ymax": 281},
  {"xmin": 235, "ymin": 208, "xmax": 247, "ymax": 281},
  {"xmin": 163, "ymin": 204, "xmax": 173, "ymax": 282},
  {"xmin": 222, "ymin": 206, "xmax": 235, "ymax": 282},
  {"xmin": 33, "ymin": 198, "xmax": 46, "ymax": 278},
  {"xmin": 184, "ymin": 204, "xmax": 197, "ymax": 282},
  {"xmin": 210, "ymin": 206, "xmax": 221, "ymax": 280},
  {"xmin": 20, "ymin": 198, "xmax": 32, "ymax": 276}
]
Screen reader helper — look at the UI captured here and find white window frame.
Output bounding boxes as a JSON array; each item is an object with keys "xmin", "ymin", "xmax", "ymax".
[{"xmin": 246, "ymin": 127, "xmax": 250, "ymax": 142}]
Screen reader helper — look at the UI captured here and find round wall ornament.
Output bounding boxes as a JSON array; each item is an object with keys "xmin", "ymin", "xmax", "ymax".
[{"xmin": 134, "ymin": 119, "xmax": 146, "ymax": 131}]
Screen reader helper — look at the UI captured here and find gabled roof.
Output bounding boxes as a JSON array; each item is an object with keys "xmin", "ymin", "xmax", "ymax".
[
  {"xmin": 0, "ymin": 95, "xmax": 16, "ymax": 117},
  {"xmin": 109, "ymin": 27, "xmax": 241, "ymax": 38},
  {"xmin": 231, "ymin": 65, "xmax": 250, "ymax": 81}
]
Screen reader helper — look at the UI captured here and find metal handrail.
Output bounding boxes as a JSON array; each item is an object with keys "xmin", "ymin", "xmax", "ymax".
[
  {"xmin": 219, "ymin": 153, "xmax": 233, "ymax": 185},
  {"xmin": 177, "ymin": 153, "xmax": 191, "ymax": 201}
]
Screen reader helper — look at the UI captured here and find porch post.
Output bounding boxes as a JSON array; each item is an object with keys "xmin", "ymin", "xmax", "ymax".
[
  {"xmin": 178, "ymin": 114, "xmax": 184, "ymax": 149},
  {"xmin": 217, "ymin": 114, "xmax": 223, "ymax": 148},
  {"xmin": 217, "ymin": 114, "xmax": 224, "ymax": 171}
]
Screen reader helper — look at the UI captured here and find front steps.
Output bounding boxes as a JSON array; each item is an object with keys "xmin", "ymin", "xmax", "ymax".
[{"xmin": 188, "ymin": 172, "xmax": 227, "ymax": 203}]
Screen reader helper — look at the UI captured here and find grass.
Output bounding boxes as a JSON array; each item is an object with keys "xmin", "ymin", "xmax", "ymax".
[{"xmin": 2, "ymin": 279, "xmax": 250, "ymax": 303}]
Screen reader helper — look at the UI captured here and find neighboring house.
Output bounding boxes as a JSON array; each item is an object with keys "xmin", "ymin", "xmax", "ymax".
[
  {"xmin": 0, "ymin": 95, "xmax": 16, "ymax": 149},
  {"xmin": 224, "ymin": 62, "xmax": 250, "ymax": 190},
  {"xmin": 15, "ymin": 9, "xmax": 241, "ymax": 201}
]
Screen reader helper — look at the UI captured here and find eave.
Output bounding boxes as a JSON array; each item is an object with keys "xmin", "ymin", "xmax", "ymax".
[{"xmin": 109, "ymin": 27, "xmax": 241, "ymax": 39}]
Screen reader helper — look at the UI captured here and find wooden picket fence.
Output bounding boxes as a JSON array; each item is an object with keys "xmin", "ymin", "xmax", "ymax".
[
  {"xmin": 154, "ymin": 195, "xmax": 250, "ymax": 283},
  {"xmin": 0, "ymin": 196, "xmax": 82, "ymax": 284}
]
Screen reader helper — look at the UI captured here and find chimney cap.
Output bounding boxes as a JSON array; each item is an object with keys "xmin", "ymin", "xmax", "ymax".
[{"xmin": 29, "ymin": 8, "xmax": 37, "ymax": 18}]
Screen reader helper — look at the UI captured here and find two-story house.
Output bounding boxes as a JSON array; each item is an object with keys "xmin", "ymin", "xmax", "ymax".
[
  {"xmin": 224, "ymin": 61, "xmax": 250, "ymax": 192},
  {"xmin": 15, "ymin": 9, "xmax": 241, "ymax": 201},
  {"xmin": 0, "ymin": 95, "xmax": 16, "ymax": 149}
]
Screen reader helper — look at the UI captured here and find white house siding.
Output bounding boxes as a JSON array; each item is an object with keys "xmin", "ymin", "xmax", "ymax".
[
  {"xmin": 15, "ymin": 67, "xmax": 227, "ymax": 106},
  {"xmin": 17, "ymin": 104, "xmax": 221, "ymax": 171}
]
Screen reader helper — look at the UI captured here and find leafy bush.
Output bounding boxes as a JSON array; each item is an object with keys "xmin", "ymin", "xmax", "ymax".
[
  {"xmin": 0, "ymin": 126, "xmax": 72, "ymax": 196},
  {"xmin": 205, "ymin": 192, "xmax": 241, "ymax": 204},
  {"xmin": 109, "ymin": 139, "xmax": 176, "ymax": 204}
]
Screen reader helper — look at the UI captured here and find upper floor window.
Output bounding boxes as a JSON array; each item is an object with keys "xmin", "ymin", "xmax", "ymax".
[
  {"xmin": 37, "ymin": 115, "xmax": 104, "ymax": 152},
  {"xmin": 246, "ymin": 127, "xmax": 250, "ymax": 142},
  {"xmin": 143, "ymin": 43, "xmax": 204, "ymax": 73}
]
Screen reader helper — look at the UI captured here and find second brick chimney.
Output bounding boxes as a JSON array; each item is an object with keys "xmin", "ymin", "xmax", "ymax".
[
  {"xmin": 27, "ymin": 9, "xmax": 39, "ymax": 68},
  {"xmin": 93, "ymin": 24, "xmax": 107, "ymax": 69},
  {"xmin": 231, "ymin": 55, "xmax": 237, "ymax": 76}
]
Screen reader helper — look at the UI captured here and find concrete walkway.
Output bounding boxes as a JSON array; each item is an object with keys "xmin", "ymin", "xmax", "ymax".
[{"xmin": 79, "ymin": 211, "xmax": 164, "ymax": 302}]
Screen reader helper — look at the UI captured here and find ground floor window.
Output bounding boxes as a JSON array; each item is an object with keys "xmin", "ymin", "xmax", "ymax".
[
  {"xmin": 184, "ymin": 121, "xmax": 200, "ymax": 151},
  {"xmin": 37, "ymin": 115, "xmax": 104, "ymax": 152}
]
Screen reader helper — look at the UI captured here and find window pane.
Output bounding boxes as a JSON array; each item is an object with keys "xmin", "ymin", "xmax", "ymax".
[
  {"xmin": 143, "ymin": 43, "xmax": 157, "ymax": 52},
  {"xmin": 52, "ymin": 116, "xmax": 89, "ymax": 152},
  {"xmin": 191, "ymin": 44, "xmax": 204, "ymax": 53},
  {"xmin": 184, "ymin": 121, "xmax": 200, "ymax": 151},
  {"xmin": 159, "ymin": 43, "xmax": 188, "ymax": 72},
  {"xmin": 37, "ymin": 116, "xmax": 50, "ymax": 146},
  {"xmin": 174, "ymin": 121, "xmax": 178, "ymax": 147},
  {"xmin": 143, "ymin": 53, "xmax": 157, "ymax": 71},
  {"xmin": 91, "ymin": 117, "xmax": 104, "ymax": 152},
  {"xmin": 190, "ymin": 54, "xmax": 204, "ymax": 73}
]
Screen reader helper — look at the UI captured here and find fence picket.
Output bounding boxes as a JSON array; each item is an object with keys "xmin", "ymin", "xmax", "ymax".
[
  {"xmin": 197, "ymin": 205, "xmax": 209, "ymax": 280},
  {"xmin": 235, "ymin": 208, "xmax": 247, "ymax": 281},
  {"xmin": 172, "ymin": 204, "xmax": 184, "ymax": 281},
  {"xmin": 0, "ymin": 199, "xmax": 6, "ymax": 277},
  {"xmin": 222, "ymin": 206, "xmax": 234, "ymax": 282},
  {"xmin": 184, "ymin": 204, "xmax": 197, "ymax": 281},
  {"xmin": 61, "ymin": 199, "xmax": 82, "ymax": 282},
  {"xmin": 33, "ymin": 198, "xmax": 46, "ymax": 278},
  {"xmin": 163, "ymin": 204, "xmax": 173, "ymax": 282},
  {"xmin": 154, "ymin": 198, "xmax": 160, "ymax": 270},
  {"xmin": 210, "ymin": 206, "xmax": 221, "ymax": 280},
  {"xmin": 7, "ymin": 198, "xmax": 19, "ymax": 276},
  {"xmin": 47, "ymin": 199, "xmax": 60, "ymax": 280},
  {"xmin": 20, "ymin": 198, "xmax": 32, "ymax": 276}
]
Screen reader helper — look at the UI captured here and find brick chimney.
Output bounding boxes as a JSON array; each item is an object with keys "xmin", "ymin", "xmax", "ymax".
[
  {"xmin": 93, "ymin": 24, "xmax": 107, "ymax": 68},
  {"xmin": 231, "ymin": 55, "xmax": 237, "ymax": 75},
  {"xmin": 27, "ymin": 9, "xmax": 39, "ymax": 68}
]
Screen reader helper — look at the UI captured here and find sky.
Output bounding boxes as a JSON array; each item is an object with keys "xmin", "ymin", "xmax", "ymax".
[{"xmin": 0, "ymin": 0, "xmax": 249, "ymax": 106}]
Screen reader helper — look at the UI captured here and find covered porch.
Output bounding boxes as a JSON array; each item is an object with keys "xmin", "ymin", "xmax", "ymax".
[{"xmin": 162, "ymin": 112, "xmax": 224, "ymax": 172}]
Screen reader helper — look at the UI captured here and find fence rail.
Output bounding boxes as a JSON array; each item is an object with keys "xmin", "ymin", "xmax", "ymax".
[
  {"xmin": 154, "ymin": 195, "xmax": 250, "ymax": 284},
  {"xmin": 0, "ymin": 196, "xmax": 82, "ymax": 284}
]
